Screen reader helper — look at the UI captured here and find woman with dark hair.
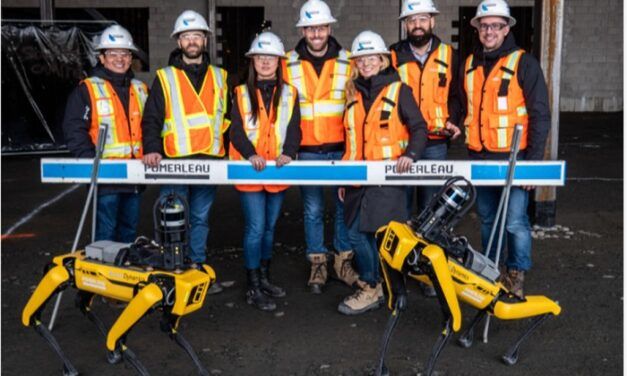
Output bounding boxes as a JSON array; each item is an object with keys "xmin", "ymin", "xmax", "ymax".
[
  {"xmin": 229, "ymin": 31, "xmax": 301, "ymax": 312},
  {"xmin": 337, "ymin": 30, "xmax": 428, "ymax": 315}
]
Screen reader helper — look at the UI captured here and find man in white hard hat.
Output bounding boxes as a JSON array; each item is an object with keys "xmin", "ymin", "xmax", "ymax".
[
  {"xmin": 282, "ymin": 0, "xmax": 357, "ymax": 295},
  {"xmin": 462, "ymin": 0, "xmax": 550, "ymax": 298},
  {"xmin": 389, "ymin": 0, "xmax": 462, "ymax": 297},
  {"xmin": 141, "ymin": 10, "xmax": 230, "ymax": 276},
  {"xmin": 63, "ymin": 24, "xmax": 148, "ymax": 243}
]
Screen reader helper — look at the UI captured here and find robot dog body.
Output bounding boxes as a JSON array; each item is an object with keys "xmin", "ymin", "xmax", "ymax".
[
  {"xmin": 375, "ymin": 178, "xmax": 561, "ymax": 375},
  {"xmin": 22, "ymin": 194, "xmax": 215, "ymax": 376}
]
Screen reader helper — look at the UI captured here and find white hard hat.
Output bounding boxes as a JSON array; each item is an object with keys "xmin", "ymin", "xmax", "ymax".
[
  {"xmin": 295, "ymin": 0, "xmax": 337, "ymax": 28},
  {"xmin": 96, "ymin": 25, "xmax": 137, "ymax": 52},
  {"xmin": 471, "ymin": 0, "xmax": 517, "ymax": 28},
  {"xmin": 399, "ymin": 0, "xmax": 440, "ymax": 19},
  {"xmin": 245, "ymin": 32, "xmax": 286, "ymax": 57},
  {"xmin": 171, "ymin": 10, "xmax": 211, "ymax": 38},
  {"xmin": 350, "ymin": 31, "xmax": 390, "ymax": 58}
]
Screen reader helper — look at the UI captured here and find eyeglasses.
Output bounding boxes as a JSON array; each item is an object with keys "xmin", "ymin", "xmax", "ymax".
[
  {"xmin": 104, "ymin": 50, "xmax": 132, "ymax": 58},
  {"xmin": 478, "ymin": 23, "xmax": 508, "ymax": 32},
  {"xmin": 405, "ymin": 15, "xmax": 431, "ymax": 24},
  {"xmin": 179, "ymin": 33, "xmax": 206, "ymax": 41},
  {"xmin": 355, "ymin": 55, "xmax": 380, "ymax": 66},
  {"xmin": 253, "ymin": 55, "xmax": 279, "ymax": 62}
]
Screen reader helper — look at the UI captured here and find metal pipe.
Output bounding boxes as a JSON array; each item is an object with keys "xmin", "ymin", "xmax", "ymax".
[{"xmin": 49, "ymin": 124, "xmax": 108, "ymax": 331}]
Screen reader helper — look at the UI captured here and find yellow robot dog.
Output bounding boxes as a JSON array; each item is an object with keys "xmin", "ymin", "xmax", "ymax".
[
  {"xmin": 375, "ymin": 177, "xmax": 561, "ymax": 376},
  {"xmin": 22, "ymin": 194, "xmax": 216, "ymax": 376}
]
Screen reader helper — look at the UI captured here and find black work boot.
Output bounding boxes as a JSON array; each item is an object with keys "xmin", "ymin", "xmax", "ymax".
[
  {"xmin": 259, "ymin": 259, "xmax": 286, "ymax": 298},
  {"xmin": 246, "ymin": 268, "xmax": 277, "ymax": 312}
]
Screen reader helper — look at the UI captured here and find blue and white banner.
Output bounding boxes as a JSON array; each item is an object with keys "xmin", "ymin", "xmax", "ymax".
[{"xmin": 40, "ymin": 159, "xmax": 566, "ymax": 186}]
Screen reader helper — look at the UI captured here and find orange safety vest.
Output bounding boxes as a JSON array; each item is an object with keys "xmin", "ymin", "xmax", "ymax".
[
  {"xmin": 392, "ymin": 43, "xmax": 453, "ymax": 140},
  {"xmin": 282, "ymin": 49, "xmax": 350, "ymax": 146},
  {"xmin": 84, "ymin": 77, "xmax": 147, "ymax": 159},
  {"xmin": 229, "ymin": 83, "xmax": 297, "ymax": 193},
  {"xmin": 463, "ymin": 50, "xmax": 529, "ymax": 153},
  {"xmin": 156, "ymin": 65, "xmax": 229, "ymax": 157},
  {"xmin": 343, "ymin": 81, "xmax": 409, "ymax": 161}
]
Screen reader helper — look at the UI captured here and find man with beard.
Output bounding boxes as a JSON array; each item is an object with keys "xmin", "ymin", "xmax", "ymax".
[
  {"xmin": 63, "ymin": 25, "xmax": 147, "ymax": 243},
  {"xmin": 282, "ymin": 0, "xmax": 358, "ymax": 295},
  {"xmin": 390, "ymin": 0, "xmax": 461, "ymax": 297},
  {"xmin": 142, "ymin": 10, "xmax": 229, "ymax": 282},
  {"xmin": 462, "ymin": 0, "xmax": 550, "ymax": 298}
]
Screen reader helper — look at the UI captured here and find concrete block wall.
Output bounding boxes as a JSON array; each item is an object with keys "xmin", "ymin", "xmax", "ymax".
[
  {"xmin": 2, "ymin": 0, "xmax": 622, "ymax": 111},
  {"xmin": 560, "ymin": 0, "xmax": 623, "ymax": 111}
]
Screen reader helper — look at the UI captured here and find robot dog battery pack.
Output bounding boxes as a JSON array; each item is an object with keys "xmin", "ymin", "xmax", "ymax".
[{"xmin": 85, "ymin": 241, "xmax": 129, "ymax": 264}]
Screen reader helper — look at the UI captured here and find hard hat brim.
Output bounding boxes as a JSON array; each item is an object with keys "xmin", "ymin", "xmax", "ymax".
[
  {"xmin": 399, "ymin": 10, "xmax": 440, "ymax": 20},
  {"xmin": 245, "ymin": 51, "xmax": 286, "ymax": 58},
  {"xmin": 96, "ymin": 45, "xmax": 138, "ymax": 52},
  {"xmin": 295, "ymin": 18, "xmax": 337, "ymax": 28},
  {"xmin": 470, "ymin": 14, "xmax": 516, "ymax": 28},
  {"xmin": 170, "ymin": 28, "xmax": 212, "ymax": 39},
  {"xmin": 349, "ymin": 50, "xmax": 391, "ymax": 59}
]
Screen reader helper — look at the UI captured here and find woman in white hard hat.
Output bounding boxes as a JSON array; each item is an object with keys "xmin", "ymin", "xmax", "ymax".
[
  {"xmin": 229, "ymin": 32, "xmax": 302, "ymax": 312},
  {"xmin": 337, "ymin": 30, "xmax": 428, "ymax": 315}
]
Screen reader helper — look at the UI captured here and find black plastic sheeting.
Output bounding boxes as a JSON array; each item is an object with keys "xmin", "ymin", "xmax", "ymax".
[{"xmin": 1, "ymin": 22, "xmax": 110, "ymax": 154}]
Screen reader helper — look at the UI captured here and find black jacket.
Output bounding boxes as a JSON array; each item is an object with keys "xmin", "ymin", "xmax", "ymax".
[
  {"xmin": 460, "ymin": 33, "xmax": 550, "ymax": 160},
  {"xmin": 141, "ymin": 49, "xmax": 230, "ymax": 158},
  {"xmin": 389, "ymin": 35, "xmax": 463, "ymax": 147},
  {"xmin": 62, "ymin": 65, "xmax": 143, "ymax": 194},
  {"xmin": 229, "ymin": 80, "xmax": 302, "ymax": 159},
  {"xmin": 343, "ymin": 67, "xmax": 428, "ymax": 230}
]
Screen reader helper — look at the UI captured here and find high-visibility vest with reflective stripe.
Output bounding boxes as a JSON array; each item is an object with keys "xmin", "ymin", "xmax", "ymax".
[
  {"xmin": 393, "ymin": 43, "xmax": 453, "ymax": 140},
  {"xmin": 84, "ymin": 77, "xmax": 147, "ymax": 159},
  {"xmin": 157, "ymin": 65, "xmax": 229, "ymax": 157},
  {"xmin": 343, "ymin": 81, "xmax": 409, "ymax": 161},
  {"xmin": 229, "ymin": 83, "xmax": 297, "ymax": 193},
  {"xmin": 282, "ymin": 49, "xmax": 350, "ymax": 146},
  {"xmin": 463, "ymin": 49, "xmax": 528, "ymax": 153}
]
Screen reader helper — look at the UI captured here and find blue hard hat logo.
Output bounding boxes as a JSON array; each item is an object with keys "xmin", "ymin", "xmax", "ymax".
[
  {"xmin": 481, "ymin": 4, "xmax": 489, "ymax": 11},
  {"xmin": 108, "ymin": 34, "xmax": 116, "ymax": 42},
  {"xmin": 258, "ymin": 42, "xmax": 263, "ymax": 48},
  {"xmin": 305, "ymin": 11, "xmax": 312, "ymax": 19},
  {"xmin": 358, "ymin": 42, "xmax": 373, "ymax": 51}
]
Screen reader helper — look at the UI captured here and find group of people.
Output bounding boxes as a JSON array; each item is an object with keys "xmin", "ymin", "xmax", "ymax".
[{"xmin": 62, "ymin": 0, "xmax": 550, "ymax": 314}]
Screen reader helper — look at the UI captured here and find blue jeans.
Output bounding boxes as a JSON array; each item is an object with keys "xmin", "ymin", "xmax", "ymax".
[
  {"xmin": 298, "ymin": 151, "xmax": 351, "ymax": 255},
  {"xmin": 347, "ymin": 210, "xmax": 380, "ymax": 285},
  {"xmin": 476, "ymin": 186, "xmax": 532, "ymax": 271},
  {"xmin": 239, "ymin": 190, "xmax": 285, "ymax": 269},
  {"xmin": 407, "ymin": 143, "xmax": 448, "ymax": 215},
  {"xmin": 96, "ymin": 192, "xmax": 141, "ymax": 243},
  {"xmin": 160, "ymin": 185, "xmax": 217, "ymax": 263}
]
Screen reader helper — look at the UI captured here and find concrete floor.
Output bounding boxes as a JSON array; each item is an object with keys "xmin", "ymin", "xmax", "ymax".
[{"xmin": 1, "ymin": 112, "xmax": 622, "ymax": 375}]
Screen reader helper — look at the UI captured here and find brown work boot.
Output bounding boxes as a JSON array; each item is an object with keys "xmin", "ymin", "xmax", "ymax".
[
  {"xmin": 307, "ymin": 254, "xmax": 328, "ymax": 294},
  {"xmin": 338, "ymin": 281, "xmax": 383, "ymax": 315},
  {"xmin": 332, "ymin": 251, "xmax": 359, "ymax": 287},
  {"xmin": 502, "ymin": 269, "xmax": 525, "ymax": 298}
]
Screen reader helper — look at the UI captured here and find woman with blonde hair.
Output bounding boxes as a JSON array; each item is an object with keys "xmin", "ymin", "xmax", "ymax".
[{"xmin": 338, "ymin": 30, "xmax": 428, "ymax": 315}]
